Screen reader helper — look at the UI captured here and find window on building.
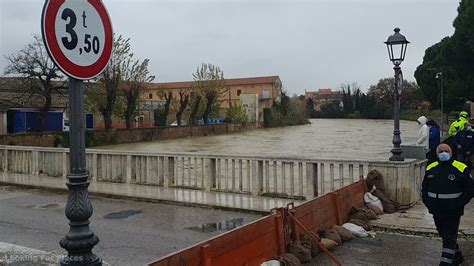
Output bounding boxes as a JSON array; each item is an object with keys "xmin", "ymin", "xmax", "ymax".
[
  {"xmin": 262, "ymin": 89, "xmax": 269, "ymax": 99},
  {"xmin": 149, "ymin": 93, "xmax": 153, "ymax": 99},
  {"xmin": 237, "ymin": 89, "xmax": 241, "ymax": 96}
]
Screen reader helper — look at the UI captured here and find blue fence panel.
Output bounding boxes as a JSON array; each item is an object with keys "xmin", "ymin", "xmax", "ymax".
[
  {"xmin": 44, "ymin": 112, "xmax": 63, "ymax": 132},
  {"xmin": 25, "ymin": 112, "xmax": 39, "ymax": 132},
  {"xmin": 86, "ymin": 113, "xmax": 94, "ymax": 129},
  {"xmin": 13, "ymin": 111, "xmax": 26, "ymax": 133}
]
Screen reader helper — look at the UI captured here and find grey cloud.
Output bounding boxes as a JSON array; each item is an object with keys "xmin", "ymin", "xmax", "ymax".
[{"xmin": 0, "ymin": 0, "xmax": 459, "ymax": 94}]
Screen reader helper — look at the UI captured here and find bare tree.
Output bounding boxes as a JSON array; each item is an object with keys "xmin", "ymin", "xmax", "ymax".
[
  {"xmin": 95, "ymin": 35, "xmax": 132, "ymax": 129},
  {"xmin": 189, "ymin": 93, "xmax": 202, "ymax": 125},
  {"xmin": 176, "ymin": 91, "xmax": 189, "ymax": 126},
  {"xmin": 192, "ymin": 63, "xmax": 227, "ymax": 124},
  {"xmin": 154, "ymin": 90, "xmax": 172, "ymax": 126},
  {"xmin": 367, "ymin": 78, "xmax": 395, "ymax": 107},
  {"xmin": 121, "ymin": 59, "xmax": 154, "ymax": 128},
  {"xmin": 3, "ymin": 35, "xmax": 65, "ymax": 132}
]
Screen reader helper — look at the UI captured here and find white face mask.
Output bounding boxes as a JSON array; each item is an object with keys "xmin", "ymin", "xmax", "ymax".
[{"xmin": 438, "ymin": 152, "xmax": 451, "ymax": 162}]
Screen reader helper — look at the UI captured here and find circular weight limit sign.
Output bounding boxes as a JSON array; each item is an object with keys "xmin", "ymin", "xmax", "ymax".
[{"xmin": 42, "ymin": 0, "xmax": 113, "ymax": 80}]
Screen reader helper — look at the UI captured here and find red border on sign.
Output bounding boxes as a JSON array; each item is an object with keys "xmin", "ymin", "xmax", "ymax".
[{"xmin": 42, "ymin": 0, "xmax": 113, "ymax": 80}]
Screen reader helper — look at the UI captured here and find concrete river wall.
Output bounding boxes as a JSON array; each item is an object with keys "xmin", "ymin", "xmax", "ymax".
[{"xmin": 0, "ymin": 123, "xmax": 257, "ymax": 147}]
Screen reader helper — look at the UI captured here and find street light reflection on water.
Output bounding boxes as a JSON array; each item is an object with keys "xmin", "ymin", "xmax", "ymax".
[{"xmin": 97, "ymin": 119, "xmax": 421, "ymax": 161}]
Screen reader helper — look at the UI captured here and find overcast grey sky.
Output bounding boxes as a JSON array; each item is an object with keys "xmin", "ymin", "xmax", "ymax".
[{"xmin": 0, "ymin": 0, "xmax": 460, "ymax": 95}]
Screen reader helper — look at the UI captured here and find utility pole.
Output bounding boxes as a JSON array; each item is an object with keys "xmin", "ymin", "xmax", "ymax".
[{"xmin": 436, "ymin": 71, "xmax": 444, "ymax": 135}]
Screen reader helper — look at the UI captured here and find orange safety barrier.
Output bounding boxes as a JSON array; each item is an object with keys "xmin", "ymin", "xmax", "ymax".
[{"xmin": 149, "ymin": 180, "xmax": 367, "ymax": 266}]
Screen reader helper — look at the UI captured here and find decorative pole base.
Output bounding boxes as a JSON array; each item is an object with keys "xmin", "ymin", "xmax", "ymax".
[
  {"xmin": 59, "ymin": 181, "xmax": 101, "ymax": 266},
  {"xmin": 389, "ymin": 148, "xmax": 404, "ymax": 161}
]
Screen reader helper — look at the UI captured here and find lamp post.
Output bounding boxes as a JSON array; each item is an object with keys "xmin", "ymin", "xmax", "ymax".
[
  {"xmin": 436, "ymin": 72, "xmax": 443, "ymax": 115},
  {"xmin": 385, "ymin": 28, "xmax": 409, "ymax": 162}
]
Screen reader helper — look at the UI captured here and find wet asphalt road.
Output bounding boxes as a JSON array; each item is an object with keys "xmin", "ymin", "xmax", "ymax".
[
  {"xmin": 0, "ymin": 186, "xmax": 262, "ymax": 265},
  {"xmin": 2, "ymin": 185, "xmax": 474, "ymax": 265}
]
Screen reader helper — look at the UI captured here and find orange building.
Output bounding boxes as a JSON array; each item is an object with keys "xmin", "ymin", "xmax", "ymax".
[
  {"xmin": 138, "ymin": 76, "xmax": 282, "ymax": 126},
  {"xmin": 305, "ymin": 89, "xmax": 343, "ymax": 111}
]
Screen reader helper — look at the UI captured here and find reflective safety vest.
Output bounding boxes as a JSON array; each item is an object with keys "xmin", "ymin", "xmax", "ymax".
[
  {"xmin": 448, "ymin": 117, "xmax": 468, "ymax": 136},
  {"xmin": 421, "ymin": 160, "xmax": 471, "ymax": 217}
]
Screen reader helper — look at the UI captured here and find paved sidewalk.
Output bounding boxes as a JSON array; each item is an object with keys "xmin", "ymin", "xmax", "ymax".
[
  {"xmin": 0, "ymin": 173, "xmax": 301, "ymax": 213},
  {"xmin": 308, "ymin": 232, "xmax": 474, "ymax": 265},
  {"xmin": 373, "ymin": 200, "xmax": 474, "ymax": 237}
]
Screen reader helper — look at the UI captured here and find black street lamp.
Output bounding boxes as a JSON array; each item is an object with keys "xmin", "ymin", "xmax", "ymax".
[{"xmin": 385, "ymin": 28, "xmax": 409, "ymax": 162}]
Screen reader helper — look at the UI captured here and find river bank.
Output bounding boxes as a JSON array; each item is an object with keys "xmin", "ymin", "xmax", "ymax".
[{"xmin": 0, "ymin": 123, "xmax": 258, "ymax": 148}]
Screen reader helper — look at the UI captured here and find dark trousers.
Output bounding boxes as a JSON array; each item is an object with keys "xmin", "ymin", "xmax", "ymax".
[{"xmin": 433, "ymin": 216, "xmax": 462, "ymax": 265}]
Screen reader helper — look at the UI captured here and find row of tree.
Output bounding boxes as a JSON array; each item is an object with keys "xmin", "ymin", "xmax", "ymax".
[
  {"xmin": 153, "ymin": 63, "xmax": 235, "ymax": 127},
  {"xmin": 85, "ymin": 35, "xmax": 154, "ymax": 129},
  {"xmin": 3, "ymin": 34, "xmax": 245, "ymax": 131},
  {"xmin": 307, "ymin": 79, "xmax": 422, "ymax": 119}
]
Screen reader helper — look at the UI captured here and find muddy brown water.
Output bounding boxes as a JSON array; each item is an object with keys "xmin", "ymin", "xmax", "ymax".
[{"xmin": 97, "ymin": 119, "xmax": 421, "ymax": 161}]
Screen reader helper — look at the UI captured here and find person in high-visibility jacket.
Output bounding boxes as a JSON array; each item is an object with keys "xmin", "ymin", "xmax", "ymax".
[
  {"xmin": 448, "ymin": 111, "xmax": 469, "ymax": 137},
  {"xmin": 454, "ymin": 122, "xmax": 474, "ymax": 170},
  {"xmin": 422, "ymin": 143, "xmax": 474, "ymax": 265}
]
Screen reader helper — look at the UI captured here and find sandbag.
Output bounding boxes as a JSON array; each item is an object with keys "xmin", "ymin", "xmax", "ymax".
[
  {"xmin": 372, "ymin": 189, "xmax": 400, "ymax": 213},
  {"xmin": 320, "ymin": 238, "xmax": 338, "ymax": 250},
  {"xmin": 261, "ymin": 260, "xmax": 281, "ymax": 266},
  {"xmin": 349, "ymin": 207, "xmax": 377, "ymax": 221},
  {"xmin": 342, "ymin": 223, "xmax": 368, "ymax": 237},
  {"xmin": 366, "ymin": 169, "xmax": 386, "ymax": 192},
  {"xmin": 366, "ymin": 204, "xmax": 383, "ymax": 215},
  {"xmin": 278, "ymin": 253, "xmax": 301, "ymax": 266},
  {"xmin": 332, "ymin": 225, "xmax": 353, "ymax": 242},
  {"xmin": 317, "ymin": 226, "xmax": 329, "ymax": 237},
  {"xmin": 288, "ymin": 241, "xmax": 311, "ymax": 263},
  {"xmin": 300, "ymin": 235, "xmax": 319, "ymax": 258},
  {"xmin": 325, "ymin": 229, "xmax": 342, "ymax": 244},
  {"xmin": 362, "ymin": 207, "xmax": 378, "ymax": 220},
  {"xmin": 364, "ymin": 192, "xmax": 384, "ymax": 212},
  {"xmin": 348, "ymin": 218, "xmax": 372, "ymax": 231}
]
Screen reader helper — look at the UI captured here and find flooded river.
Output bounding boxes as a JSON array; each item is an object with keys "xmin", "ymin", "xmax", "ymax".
[{"xmin": 98, "ymin": 119, "xmax": 421, "ymax": 161}]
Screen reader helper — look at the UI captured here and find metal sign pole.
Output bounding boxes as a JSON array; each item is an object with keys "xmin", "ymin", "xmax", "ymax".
[{"xmin": 60, "ymin": 78, "xmax": 101, "ymax": 266}]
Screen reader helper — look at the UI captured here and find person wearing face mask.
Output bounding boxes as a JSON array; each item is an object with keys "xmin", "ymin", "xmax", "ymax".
[
  {"xmin": 422, "ymin": 144, "xmax": 474, "ymax": 265},
  {"xmin": 454, "ymin": 122, "xmax": 474, "ymax": 170}
]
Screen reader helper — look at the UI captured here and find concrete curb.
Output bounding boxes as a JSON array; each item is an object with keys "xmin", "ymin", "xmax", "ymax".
[{"xmin": 373, "ymin": 224, "xmax": 474, "ymax": 239}]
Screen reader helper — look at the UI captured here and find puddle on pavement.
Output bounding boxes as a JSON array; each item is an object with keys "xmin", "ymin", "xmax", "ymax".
[
  {"xmin": 186, "ymin": 218, "xmax": 244, "ymax": 233},
  {"xmin": 104, "ymin": 209, "xmax": 142, "ymax": 219},
  {"xmin": 26, "ymin": 203, "xmax": 63, "ymax": 209}
]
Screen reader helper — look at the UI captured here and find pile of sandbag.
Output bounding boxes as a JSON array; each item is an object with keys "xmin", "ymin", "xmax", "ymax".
[
  {"xmin": 365, "ymin": 169, "xmax": 401, "ymax": 213},
  {"xmin": 275, "ymin": 222, "xmax": 359, "ymax": 265},
  {"xmin": 264, "ymin": 170, "xmax": 401, "ymax": 265},
  {"xmin": 341, "ymin": 206, "xmax": 379, "ymax": 238}
]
